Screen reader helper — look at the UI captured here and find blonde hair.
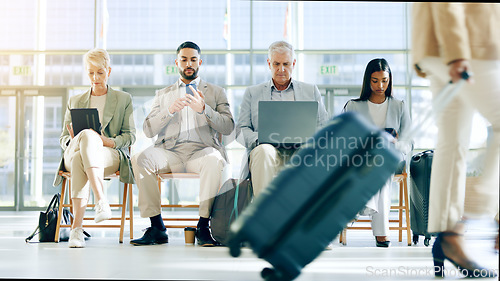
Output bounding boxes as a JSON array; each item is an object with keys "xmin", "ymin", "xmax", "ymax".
[
  {"xmin": 268, "ymin": 41, "xmax": 295, "ymax": 60},
  {"xmin": 84, "ymin": 48, "xmax": 111, "ymax": 70}
]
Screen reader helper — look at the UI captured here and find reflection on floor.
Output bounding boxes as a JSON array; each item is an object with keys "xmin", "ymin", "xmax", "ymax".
[{"xmin": 0, "ymin": 211, "xmax": 498, "ymax": 280}]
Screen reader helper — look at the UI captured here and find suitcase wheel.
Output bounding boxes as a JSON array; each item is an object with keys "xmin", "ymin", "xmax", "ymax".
[
  {"xmin": 412, "ymin": 234, "xmax": 419, "ymax": 245},
  {"xmin": 261, "ymin": 267, "xmax": 288, "ymax": 281},
  {"xmin": 229, "ymin": 243, "xmax": 241, "ymax": 257},
  {"xmin": 424, "ymin": 237, "xmax": 430, "ymax": 247}
]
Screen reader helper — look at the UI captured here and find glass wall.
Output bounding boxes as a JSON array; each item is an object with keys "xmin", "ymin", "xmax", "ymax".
[
  {"xmin": 302, "ymin": 2, "xmax": 407, "ymax": 50},
  {"xmin": 0, "ymin": 96, "xmax": 16, "ymax": 207},
  {"xmin": 22, "ymin": 95, "xmax": 63, "ymax": 207},
  {"xmin": 0, "ymin": 1, "xmax": 491, "ymax": 210}
]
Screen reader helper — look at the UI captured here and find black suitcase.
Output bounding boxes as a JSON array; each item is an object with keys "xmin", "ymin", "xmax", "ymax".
[
  {"xmin": 409, "ymin": 149, "xmax": 434, "ymax": 246},
  {"xmin": 227, "ymin": 112, "xmax": 401, "ymax": 281}
]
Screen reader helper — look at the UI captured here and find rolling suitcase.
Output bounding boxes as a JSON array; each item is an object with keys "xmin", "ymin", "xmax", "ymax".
[
  {"xmin": 227, "ymin": 112, "xmax": 401, "ymax": 281},
  {"xmin": 409, "ymin": 150, "xmax": 434, "ymax": 246}
]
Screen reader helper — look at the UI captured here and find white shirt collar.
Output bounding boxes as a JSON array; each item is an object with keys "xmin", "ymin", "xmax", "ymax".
[
  {"xmin": 178, "ymin": 76, "xmax": 201, "ymax": 87},
  {"xmin": 271, "ymin": 79, "xmax": 294, "ymax": 91}
]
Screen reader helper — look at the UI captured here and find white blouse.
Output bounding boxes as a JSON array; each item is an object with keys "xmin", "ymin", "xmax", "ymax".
[{"xmin": 367, "ymin": 98, "xmax": 388, "ymax": 128}]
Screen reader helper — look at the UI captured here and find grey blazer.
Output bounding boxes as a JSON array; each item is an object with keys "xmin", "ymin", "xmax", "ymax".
[
  {"xmin": 236, "ymin": 79, "xmax": 330, "ymax": 179},
  {"xmin": 343, "ymin": 97, "xmax": 413, "ymax": 157},
  {"xmin": 143, "ymin": 79, "xmax": 234, "ymax": 161},
  {"xmin": 53, "ymin": 86, "xmax": 136, "ymax": 186}
]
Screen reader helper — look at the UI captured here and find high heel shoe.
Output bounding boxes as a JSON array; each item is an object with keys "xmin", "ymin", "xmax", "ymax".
[
  {"xmin": 432, "ymin": 232, "xmax": 497, "ymax": 278},
  {"xmin": 375, "ymin": 236, "xmax": 391, "ymax": 248}
]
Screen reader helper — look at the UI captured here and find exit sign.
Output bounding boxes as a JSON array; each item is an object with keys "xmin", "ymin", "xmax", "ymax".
[
  {"xmin": 12, "ymin": 66, "xmax": 32, "ymax": 76},
  {"xmin": 319, "ymin": 65, "xmax": 338, "ymax": 75},
  {"xmin": 166, "ymin": 65, "xmax": 177, "ymax": 75}
]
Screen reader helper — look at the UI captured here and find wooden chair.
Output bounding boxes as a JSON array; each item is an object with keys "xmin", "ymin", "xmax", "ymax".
[
  {"xmin": 156, "ymin": 173, "xmax": 200, "ymax": 228},
  {"xmin": 54, "ymin": 169, "xmax": 134, "ymax": 243},
  {"xmin": 154, "ymin": 134, "xmax": 225, "ymax": 228},
  {"xmin": 338, "ymin": 170, "xmax": 411, "ymax": 246}
]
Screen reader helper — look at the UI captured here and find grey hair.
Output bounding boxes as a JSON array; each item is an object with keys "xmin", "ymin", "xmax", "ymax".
[
  {"xmin": 268, "ymin": 41, "xmax": 295, "ymax": 60},
  {"xmin": 84, "ymin": 48, "xmax": 111, "ymax": 70}
]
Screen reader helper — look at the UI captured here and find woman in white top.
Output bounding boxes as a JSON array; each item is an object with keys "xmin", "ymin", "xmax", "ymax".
[{"xmin": 343, "ymin": 58, "xmax": 412, "ymax": 247}]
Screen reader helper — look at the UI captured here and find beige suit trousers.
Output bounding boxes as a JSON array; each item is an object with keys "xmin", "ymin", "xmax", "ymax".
[
  {"xmin": 249, "ymin": 144, "xmax": 297, "ymax": 196},
  {"xmin": 131, "ymin": 142, "xmax": 226, "ymax": 218},
  {"xmin": 419, "ymin": 57, "xmax": 500, "ymax": 233},
  {"xmin": 63, "ymin": 129, "xmax": 120, "ymax": 200}
]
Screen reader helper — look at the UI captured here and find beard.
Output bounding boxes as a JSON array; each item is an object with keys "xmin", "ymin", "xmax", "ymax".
[{"xmin": 179, "ymin": 67, "xmax": 198, "ymax": 81}]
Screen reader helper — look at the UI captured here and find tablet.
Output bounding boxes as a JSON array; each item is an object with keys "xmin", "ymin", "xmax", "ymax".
[{"xmin": 70, "ymin": 108, "xmax": 102, "ymax": 136}]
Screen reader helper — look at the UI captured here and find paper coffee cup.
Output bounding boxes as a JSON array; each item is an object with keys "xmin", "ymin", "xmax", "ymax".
[{"xmin": 184, "ymin": 227, "xmax": 196, "ymax": 244}]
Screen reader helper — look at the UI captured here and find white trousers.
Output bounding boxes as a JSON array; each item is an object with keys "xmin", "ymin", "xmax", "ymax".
[
  {"xmin": 419, "ymin": 57, "xmax": 500, "ymax": 233},
  {"xmin": 63, "ymin": 129, "xmax": 120, "ymax": 200},
  {"xmin": 131, "ymin": 142, "xmax": 226, "ymax": 218},
  {"xmin": 364, "ymin": 178, "xmax": 392, "ymax": 236}
]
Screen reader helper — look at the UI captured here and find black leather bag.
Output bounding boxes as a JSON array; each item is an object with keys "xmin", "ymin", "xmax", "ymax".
[{"xmin": 25, "ymin": 193, "xmax": 72, "ymax": 242}]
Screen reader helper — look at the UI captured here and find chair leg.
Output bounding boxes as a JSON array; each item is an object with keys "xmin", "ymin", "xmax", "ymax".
[
  {"xmin": 399, "ymin": 181, "xmax": 403, "ymax": 242},
  {"xmin": 342, "ymin": 228, "xmax": 347, "ymax": 245},
  {"xmin": 54, "ymin": 178, "xmax": 67, "ymax": 243},
  {"xmin": 68, "ymin": 179, "xmax": 73, "ymax": 222},
  {"xmin": 403, "ymin": 177, "xmax": 412, "ymax": 246},
  {"xmin": 119, "ymin": 183, "xmax": 127, "ymax": 243},
  {"xmin": 338, "ymin": 228, "xmax": 346, "ymax": 245},
  {"xmin": 129, "ymin": 182, "xmax": 134, "ymax": 240}
]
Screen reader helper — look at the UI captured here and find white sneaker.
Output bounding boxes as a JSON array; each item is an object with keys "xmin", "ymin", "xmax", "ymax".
[
  {"xmin": 94, "ymin": 199, "xmax": 112, "ymax": 223},
  {"xmin": 68, "ymin": 227, "xmax": 86, "ymax": 248}
]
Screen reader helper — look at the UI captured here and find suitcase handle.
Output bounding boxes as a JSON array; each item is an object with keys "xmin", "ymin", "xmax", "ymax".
[
  {"xmin": 412, "ymin": 149, "xmax": 433, "ymax": 161},
  {"xmin": 399, "ymin": 71, "xmax": 470, "ymax": 144}
]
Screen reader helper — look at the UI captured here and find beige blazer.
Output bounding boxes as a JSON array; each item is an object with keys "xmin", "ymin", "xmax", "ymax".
[
  {"xmin": 53, "ymin": 86, "xmax": 136, "ymax": 186},
  {"xmin": 143, "ymin": 79, "xmax": 234, "ymax": 161},
  {"xmin": 412, "ymin": 3, "xmax": 500, "ymax": 77}
]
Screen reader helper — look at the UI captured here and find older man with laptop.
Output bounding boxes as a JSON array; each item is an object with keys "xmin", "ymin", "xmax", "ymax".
[{"xmin": 237, "ymin": 40, "xmax": 329, "ymax": 197}]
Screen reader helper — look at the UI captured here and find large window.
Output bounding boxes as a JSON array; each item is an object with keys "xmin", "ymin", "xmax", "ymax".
[
  {"xmin": 302, "ymin": 2, "xmax": 407, "ymax": 50},
  {"xmin": 0, "ymin": 1, "xmax": 491, "ymax": 210}
]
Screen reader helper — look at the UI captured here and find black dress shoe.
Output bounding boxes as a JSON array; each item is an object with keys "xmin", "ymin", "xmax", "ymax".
[
  {"xmin": 130, "ymin": 227, "xmax": 168, "ymax": 246},
  {"xmin": 195, "ymin": 226, "xmax": 218, "ymax": 247},
  {"xmin": 376, "ymin": 240, "xmax": 391, "ymax": 248}
]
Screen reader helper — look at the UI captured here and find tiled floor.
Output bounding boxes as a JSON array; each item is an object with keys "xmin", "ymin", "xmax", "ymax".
[{"xmin": 1, "ymin": 211, "xmax": 498, "ymax": 280}]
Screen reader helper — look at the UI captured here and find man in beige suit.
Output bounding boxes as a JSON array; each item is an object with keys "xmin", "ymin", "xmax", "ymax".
[
  {"xmin": 131, "ymin": 41, "xmax": 234, "ymax": 247},
  {"xmin": 412, "ymin": 3, "xmax": 499, "ymax": 277}
]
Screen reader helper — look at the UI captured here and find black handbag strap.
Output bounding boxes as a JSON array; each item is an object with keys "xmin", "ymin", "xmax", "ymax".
[
  {"xmin": 46, "ymin": 193, "xmax": 60, "ymax": 212},
  {"xmin": 25, "ymin": 225, "xmax": 40, "ymax": 242}
]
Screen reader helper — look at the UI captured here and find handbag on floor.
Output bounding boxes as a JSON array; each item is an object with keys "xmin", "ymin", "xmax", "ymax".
[{"xmin": 25, "ymin": 193, "xmax": 88, "ymax": 242}]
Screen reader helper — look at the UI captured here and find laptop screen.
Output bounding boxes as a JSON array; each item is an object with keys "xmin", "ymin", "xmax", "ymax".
[{"xmin": 258, "ymin": 101, "xmax": 318, "ymax": 148}]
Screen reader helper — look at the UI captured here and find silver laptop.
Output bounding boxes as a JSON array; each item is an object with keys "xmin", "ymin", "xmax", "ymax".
[{"xmin": 258, "ymin": 101, "xmax": 318, "ymax": 148}]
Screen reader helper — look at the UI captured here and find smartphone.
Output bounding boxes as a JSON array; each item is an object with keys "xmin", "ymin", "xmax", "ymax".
[
  {"xmin": 384, "ymin": 128, "xmax": 397, "ymax": 138},
  {"xmin": 186, "ymin": 84, "xmax": 197, "ymax": 96}
]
